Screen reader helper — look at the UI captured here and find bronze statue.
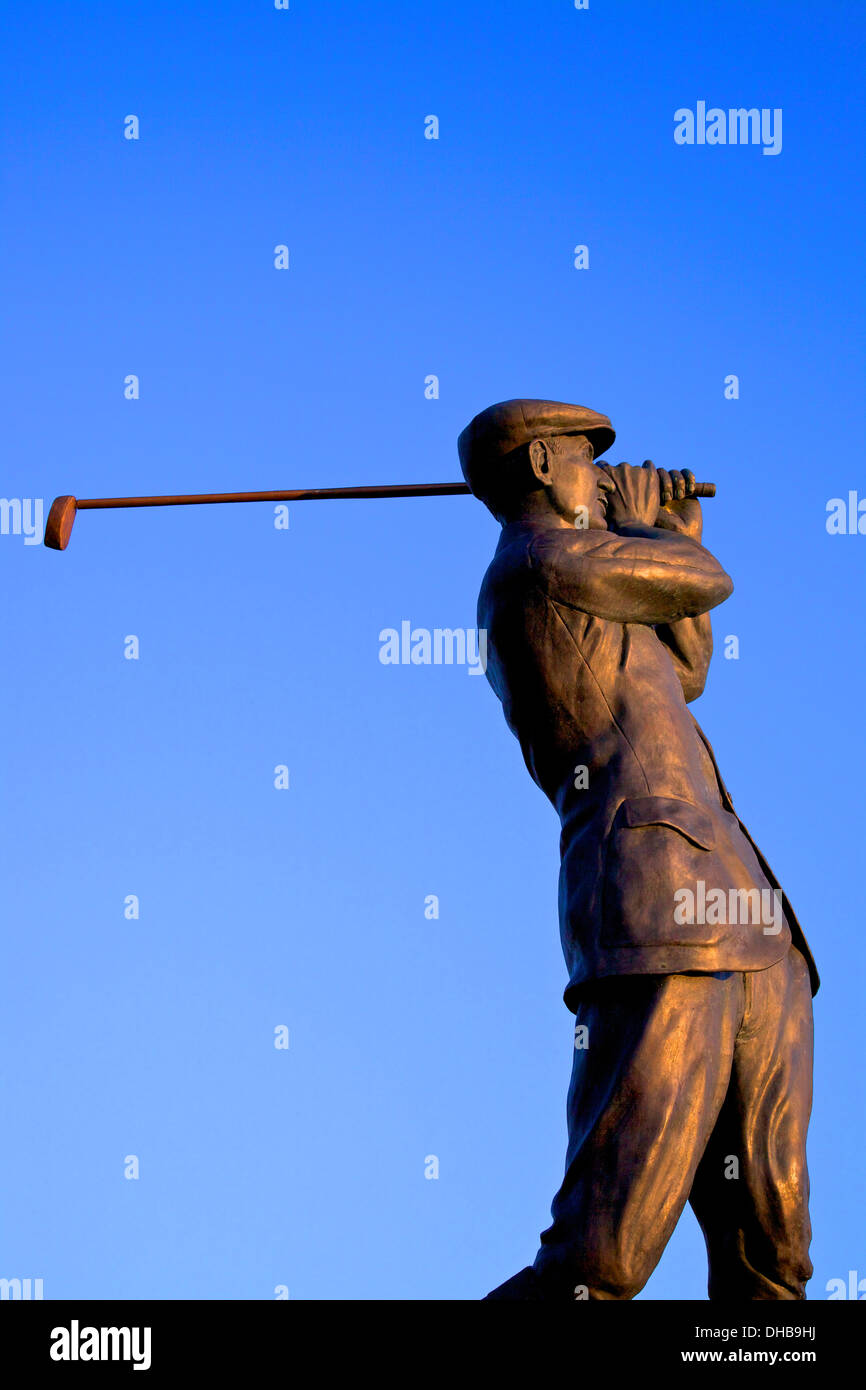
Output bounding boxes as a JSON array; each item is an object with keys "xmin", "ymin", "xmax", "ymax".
[{"xmin": 459, "ymin": 399, "xmax": 818, "ymax": 1301}]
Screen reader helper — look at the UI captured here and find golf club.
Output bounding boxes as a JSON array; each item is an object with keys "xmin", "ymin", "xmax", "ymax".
[{"xmin": 44, "ymin": 476, "xmax": 716, "ymax": 550}]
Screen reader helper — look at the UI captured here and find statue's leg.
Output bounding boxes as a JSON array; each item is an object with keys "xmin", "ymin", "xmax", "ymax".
[
  {"xmin": 524, "ymin": 970, "xmax": 744, "ymax": 1301},
  {"xmin": 688, "ymin": 945, "xmax": 814, "ymax": 1300}
]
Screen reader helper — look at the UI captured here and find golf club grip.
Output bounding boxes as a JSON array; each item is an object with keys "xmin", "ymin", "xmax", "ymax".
[{"xmin": 602, "ymin": 466, "xmax": 716, "ymax": 500}]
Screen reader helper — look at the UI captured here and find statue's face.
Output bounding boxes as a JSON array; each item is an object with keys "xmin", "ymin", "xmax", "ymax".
[{"xmin": 528, "ymin": 434, "xmax": 614, "ymax": 528}]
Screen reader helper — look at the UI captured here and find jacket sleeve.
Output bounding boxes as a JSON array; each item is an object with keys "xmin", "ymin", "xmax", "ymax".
[
  {"xmin": 528, "ymin": 527, "xmax": 733, "ymax": 626},
  {"xmin": 653, "ymin": 613, "xmax": 714, "ymax": 702}
]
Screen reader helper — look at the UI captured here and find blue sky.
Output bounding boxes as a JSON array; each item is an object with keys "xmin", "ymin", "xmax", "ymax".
[{"xmin": 1, "ymin": 0, "xmax": 863, "ymax": 1299}]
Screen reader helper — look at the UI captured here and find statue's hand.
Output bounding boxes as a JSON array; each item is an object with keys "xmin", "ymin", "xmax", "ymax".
[
  {"xmin": 600, "ymin": 461, "xmax": 660, "ymax": 529},
  {"xmin": 652, "ymin": 467, "xmax": 704, "ymax": 541}
]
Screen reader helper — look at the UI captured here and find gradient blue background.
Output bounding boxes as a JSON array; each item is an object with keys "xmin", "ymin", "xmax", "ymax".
[{"xmin": 2, "ymin": 0, "xmax": 863, "ymax": 1300}]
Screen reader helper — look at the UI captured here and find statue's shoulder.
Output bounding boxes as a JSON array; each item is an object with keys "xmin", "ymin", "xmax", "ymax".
[
  {"xmin": 483, "ymin": 523, "xmax": 604, "ymax": 597},
  {"xmin": 481, "ymin": 524, "xmax": 535, "ymax": 592},
  {"xmin": 523, "ymin": 525, "xmax": 608, "ymax": 573}
]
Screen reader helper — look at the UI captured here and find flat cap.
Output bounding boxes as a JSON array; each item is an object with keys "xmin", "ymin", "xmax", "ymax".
[{"xmin": 458, "ymin": 398, "xmax": 615, "ymax": 502}]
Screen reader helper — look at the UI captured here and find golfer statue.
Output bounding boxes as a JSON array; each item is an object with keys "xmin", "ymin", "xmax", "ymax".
[{"xmin": 458, "ymin": 399, "xmax": 818, "ymax": 1301}]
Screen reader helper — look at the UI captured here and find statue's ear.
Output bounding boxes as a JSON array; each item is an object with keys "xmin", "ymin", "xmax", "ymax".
[{"xmin": 528, "ymin": 439, "xmax": 551, "ymax": 482}]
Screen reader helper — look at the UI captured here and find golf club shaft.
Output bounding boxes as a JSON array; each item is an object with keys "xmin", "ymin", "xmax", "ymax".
[{"xmin": 76, "ymin": 482, "xmax": 473, "ymax": 509}]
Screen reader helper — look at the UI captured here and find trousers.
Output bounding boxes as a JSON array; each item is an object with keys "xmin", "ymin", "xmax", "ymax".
[{"xmin": 530, "ymin": 944, "xmax": 814, "ymax": 1300}]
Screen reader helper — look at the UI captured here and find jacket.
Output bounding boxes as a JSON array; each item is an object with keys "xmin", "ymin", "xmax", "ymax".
[{"xmin": 477, "ymin": 518, "xmax": 819, "ymax": 1008}]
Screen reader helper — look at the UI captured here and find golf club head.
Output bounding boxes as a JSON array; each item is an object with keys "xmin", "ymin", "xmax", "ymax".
[{"xmin": 44, "ymin": 496, "xmax": 77, "ymax": 550}]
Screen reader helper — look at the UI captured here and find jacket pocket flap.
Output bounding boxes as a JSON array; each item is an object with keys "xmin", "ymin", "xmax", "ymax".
[{"xmin": 618, "ymin": 795, "xmax": 715, "ymax": 850}]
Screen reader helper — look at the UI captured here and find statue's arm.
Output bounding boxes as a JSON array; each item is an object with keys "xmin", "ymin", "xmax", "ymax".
[
  {"xmin": 639, "ymin": 492, "xmax": 723, "ymax": 697},
  {"xmin": 653, "ymin": 612, "xmax": 714, "ymax": 702},
  {"xmin": 528, "ymin": 527, "xmax": 733, "ymax": 627}
]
